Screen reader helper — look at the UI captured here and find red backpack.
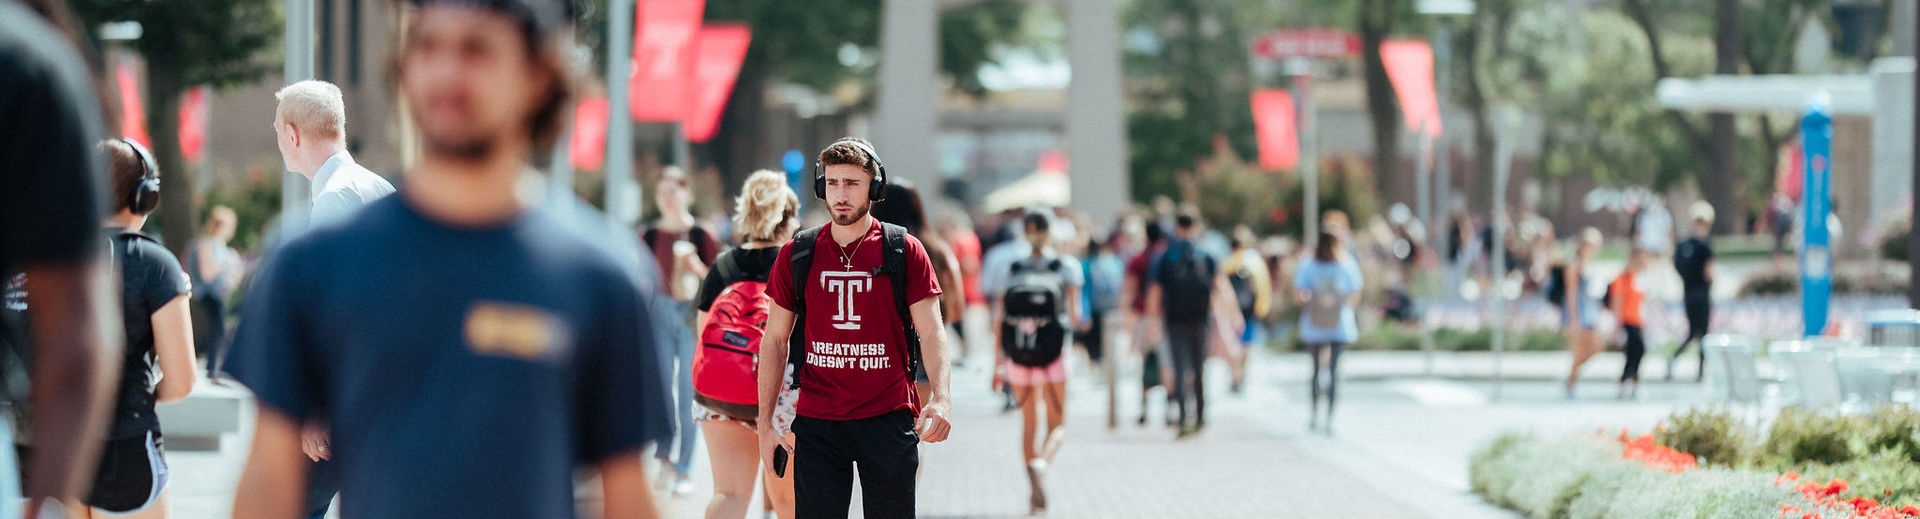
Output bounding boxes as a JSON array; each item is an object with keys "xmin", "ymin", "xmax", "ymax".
[{"xmin": 693, "ymin": 252, "xmax": 771, "ymax": 413}]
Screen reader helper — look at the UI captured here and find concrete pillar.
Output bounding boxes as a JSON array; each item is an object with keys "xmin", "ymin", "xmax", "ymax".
[
  {"xmin": 874, "ymin": 0, "xmax": 941, "ymax": 191},
  {"xmin": 1065, "ymin": 0, "xmax": 1131, "ymax": 223}
]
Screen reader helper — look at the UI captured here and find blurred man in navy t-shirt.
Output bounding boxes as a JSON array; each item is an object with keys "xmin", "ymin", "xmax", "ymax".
[{"xmin": 226, "ymin": 1, "xmax": 673, "ymax": 517}]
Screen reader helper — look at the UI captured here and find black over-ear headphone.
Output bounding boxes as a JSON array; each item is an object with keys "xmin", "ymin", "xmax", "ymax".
[
  {"xmin": 121, "ymin": 138, "xmax": 161, "ymax": 215},
  {"xmin": 813, "ymin": 139, "xmax": 888, "ymax": 202}
]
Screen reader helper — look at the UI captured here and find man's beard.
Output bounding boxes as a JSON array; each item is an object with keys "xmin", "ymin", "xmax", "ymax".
[
  {"xmin": 423, "ymin": 133, "xmax": 499, "ymax": 163},
  {"xmin": 831, "ymin": 201, "xmax": 872, "ymax": 226}
]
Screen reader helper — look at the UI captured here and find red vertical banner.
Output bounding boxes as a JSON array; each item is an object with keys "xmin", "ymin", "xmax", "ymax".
[
  {"xmin": 570, "ymin": 95, "xmax": 611, "ymax": 170},
  {"xmin": 178, "ymin": 86, "xmax": 209, "ymax": 163},
  {"xmin": 629, "ymin": 0, "xmax": 705, "ymax": 122},
  {"xmin": 1381, "ymin": 39, "xmax": 1442, "ymax": 136},
  {"xmin": 116, "ymin": 61, "xmax": 150, "ymax": 147},
  {"xmin": 1251, "ymin": 89, "xmax": 1298, "ymax": 171},
  {"xmin": 681, "ymin": 24, "xmax": 751, "ymax": 143}
]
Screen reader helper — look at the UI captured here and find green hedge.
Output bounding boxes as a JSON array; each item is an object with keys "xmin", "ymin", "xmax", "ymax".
[
  {"xmin": 1470, "ymin": 433, "xmax": 1809, "ymax": 519},
  {"xmin": 1476, "ymin": 406, "xmax": 1920, "ymax": 518},
  {"xmin": 1350, "ymin": 325, "xmax": 1565, "ymax": 353}
]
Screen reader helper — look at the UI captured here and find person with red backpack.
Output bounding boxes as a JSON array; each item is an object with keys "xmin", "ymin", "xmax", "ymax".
[
  {"xmin": 755, "ymin": 138, "xmax": 953, "ymax": 518},
  {"xmin": 691, "ymin": 171, "xmax": 801, "ymax": 519},
  {"xmin": 991, "ymin": 210, "xmax": 1082, "ymax": 514}
]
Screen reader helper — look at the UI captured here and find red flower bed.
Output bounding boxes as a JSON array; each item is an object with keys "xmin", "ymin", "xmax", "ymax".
[
  {"xmin": 1776, "ymin": 473, "xmax": 1920, "ymax": 519},
  {"xmin": 1615, "ymin": 430, "xmax": 1698, "ymax": 474}
]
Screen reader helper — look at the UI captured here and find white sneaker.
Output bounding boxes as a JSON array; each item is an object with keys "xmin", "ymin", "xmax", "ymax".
[{"xmin": 670, "ymin": 474, "xmax": 696, "ymax": 497}]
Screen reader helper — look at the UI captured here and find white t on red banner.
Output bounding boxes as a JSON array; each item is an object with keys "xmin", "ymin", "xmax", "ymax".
[
  {"xmin": 629, "ymin": 0, "xmax": 705, "ymax": 122},
  {"xmin": 681, "ymin": 24, "xmax": 751, "ymax": 144},
  {"xmin": 1250, "ymin": 89, "xmax": 1298, "ymax": 171}
]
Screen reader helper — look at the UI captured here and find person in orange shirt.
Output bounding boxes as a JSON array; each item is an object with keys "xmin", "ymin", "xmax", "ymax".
[{"xmin": 1610, "ymin": 248, "xmax": 1652, "ymax": 400}]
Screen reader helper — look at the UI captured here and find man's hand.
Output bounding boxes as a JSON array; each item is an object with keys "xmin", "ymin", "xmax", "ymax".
[
  {"xmin": 916, "ymin": 399, "xmax": 952, "ymax": 443},
  {"xmin": 300, "ymin": 422, "xmax": 331, "ymax": 462},
  {"xmin": 758, "ymin": 422, "xmax": 795, "ymax": 478}
]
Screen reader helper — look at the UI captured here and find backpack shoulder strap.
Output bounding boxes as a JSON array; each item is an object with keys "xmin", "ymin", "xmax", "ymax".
[
  {"xmin": 786, "ymin": 227, "xmax": 821, "ymax": 389},
  {"xmin": 879, "ymin": 223, "xmax": 922, "ymax": 384}
]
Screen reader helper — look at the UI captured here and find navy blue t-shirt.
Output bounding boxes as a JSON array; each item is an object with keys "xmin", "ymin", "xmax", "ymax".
[{"xmin": 227, "ymin": 196, "xmax": 673, "ymax": 519}]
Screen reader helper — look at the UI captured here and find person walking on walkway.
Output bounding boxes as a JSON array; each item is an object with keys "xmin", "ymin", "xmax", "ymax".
[
  {"xmin": 1559, "ymin": 228, "xmax": 1605, "ymax": 399},
  {"xmin": 1146, "ymin": 212, "xmax": 1229, "ymax": 438},
  {"xmin": 0, "ymin": 4, "xmax": 127, "ymax": 515},
  {"xmin": 756, "ymin": 138, "xmax": 953, "ymax": 519},
  {"xmin": 1222, "ymin": 226, "xmax": 1272, "ymax": 394},
  {"xmin": 693, "ymin": 171, "xmax": 800, "ymax": 519},
  {"xmin": 1669, "ymin": 202, "xmax": 1715, "ymax": 382},
  {"xmin": 992, "ymin": 211, "xmax": 1080, "ymax": 514},
  {"xmin": 185, "ymin": 206, "xmax": 243, "ymax": 374},
  {"xmin": 1295, "ymin": 232, "xmax": 1359, "ymax": 434},
  {"xmin": 643, "ymin": 166, "xmax": 721, "ymax": 497},
  {"xmin": 228, "ymin": 2, "xmax": 674, "ymax": 517},
  {"xmin": 269, "ymin": 78, "xmax": 396, "ymax": 519},
  {"xmin": 1121, "ymin": 220, "xmax": 1170, "ymax": 427},
  {"xmin": 78, "ymin": 139, "xmax": 198, "ymax": 519},
  {"xmin": 1610, "ymin": 248, "xmax": 1652, "ymax": 400}
]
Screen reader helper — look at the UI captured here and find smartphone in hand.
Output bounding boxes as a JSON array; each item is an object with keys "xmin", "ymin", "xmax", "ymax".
[{"xmin": 773, "ymin": 446, "xmax": 790, "ymax": 478}]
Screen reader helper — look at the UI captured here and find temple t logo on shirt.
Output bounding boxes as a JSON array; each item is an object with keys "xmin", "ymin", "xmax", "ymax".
[{"xmin": 821, "ymin": 271, "xmax": 872, "ymax": 331}]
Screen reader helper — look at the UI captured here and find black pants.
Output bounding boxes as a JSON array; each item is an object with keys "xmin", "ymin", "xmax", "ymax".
[
  {"xmin": 1672, "ymin": 292, "xmax": 1712, "ymax": 379},
  {"xmin": 793, "ymin": 410, "xmax": 919, "ymax": 519},
  {"xmin": 306, "ymin": 459, "xmax": 339, "ymax": 519},
  {"xmin": 1621, "ymin": 325, "xmax": 1645, "ymax": 382},
  {"xmin": 1165, "ymin": 320, "xmax": 1208, "ymax": 427},
  {"xmin": 1083, "ymin": 311, "xmax": 1106, "ymax": 363},
  {"xmin": 1307, "ymin": 342, "xmax": 1344, "ymax": 415}
]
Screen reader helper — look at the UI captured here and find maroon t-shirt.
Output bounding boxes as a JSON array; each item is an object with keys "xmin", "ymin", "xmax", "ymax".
[{"xmin": 767, "ymin": 219, "xmax": 941, "ymax": 421}]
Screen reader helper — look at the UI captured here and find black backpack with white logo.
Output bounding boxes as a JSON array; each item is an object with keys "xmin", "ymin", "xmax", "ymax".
[{"xmin": 1000, "ymin": 257, "xmax": 1069, "ymax": 367}]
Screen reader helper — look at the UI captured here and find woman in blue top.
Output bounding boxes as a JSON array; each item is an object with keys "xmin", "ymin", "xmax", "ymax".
[
  {"xmin": 1294, "ymin": 232, "xmax": 1360, "ymax": 435},
  {"xmin": 1562, "ymin": 227, "xmax": 1604, "ymax": 399}
]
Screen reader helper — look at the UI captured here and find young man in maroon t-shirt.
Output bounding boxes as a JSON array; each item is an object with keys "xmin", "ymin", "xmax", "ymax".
[{"xmin": 757, "ymin": 138, "xmax": 953, "ymax": 518}]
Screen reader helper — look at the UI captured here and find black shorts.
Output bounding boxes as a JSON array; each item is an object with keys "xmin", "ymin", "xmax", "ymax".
[{"xmin": 87, "ymin": 431, "xmax": 167, "ymax": 513}]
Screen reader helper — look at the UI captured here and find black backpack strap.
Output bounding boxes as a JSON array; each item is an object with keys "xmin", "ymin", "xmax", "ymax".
[
  {"xmin": 879, "ymin": 223, "xmax": 923, "ymax": 385},
  {"xmin": 786, "ymin": 227, "xmax": 820, "ymax": 390}
]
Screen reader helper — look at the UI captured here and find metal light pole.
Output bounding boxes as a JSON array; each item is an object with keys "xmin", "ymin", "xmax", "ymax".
[
  {"xmin": 1490, "ymin": 106, "xmax": 1517, "ymax": 399},
  {"xmin": 606, "ymin": 0, "xmax": 639, "ymax": 226},
  {"xmin": 1292, "ymin": 57, "xmax": 1319, "ymax": 242},
  {"xmin": 281, "ymin": 0, "xmax": 315, "ymax": 235}
]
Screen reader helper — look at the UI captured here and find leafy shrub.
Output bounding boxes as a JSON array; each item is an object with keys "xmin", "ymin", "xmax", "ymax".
[
  {"xmin": 1655, "ymin": 407, "xmax": 1753, "ymax": 467},
  {"xmin": 1761, "ymin": 407, "xmax": 1861, "ymax": 466},
  {"xmin": 1859, "ymin": 405, "xmax": 1920, "ymax": 464}
]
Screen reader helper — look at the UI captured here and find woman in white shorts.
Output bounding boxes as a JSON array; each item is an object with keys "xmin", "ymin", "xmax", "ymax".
[{"xmin": 691, "ymin": 172, "xmax": 801, "ymax": 519}]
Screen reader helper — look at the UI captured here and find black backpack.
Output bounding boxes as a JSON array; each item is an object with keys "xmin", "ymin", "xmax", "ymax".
[
  {"xmin": 1543, "ymin": 264, "xmax": 1567, "ymax": 307},
  {"xmin": 1229, "ymin": 269, "xmax": 1257, "ymax": 316},
  {"xmin": 1000, "ymin": 257, "xmax": 1069, "ymax": 367},
  {"xmin": 1160, "ymin": 244, "xmax": 1214, "ymax": 323},
  {"xmin": 785, "ymin": 224, "xmax": 923, "ymax": 389}
]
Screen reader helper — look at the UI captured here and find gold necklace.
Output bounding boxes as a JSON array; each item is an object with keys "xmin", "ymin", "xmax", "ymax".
[{"xmin": 836, "ymin": 230, "xmax": 867, "ymax": 271}]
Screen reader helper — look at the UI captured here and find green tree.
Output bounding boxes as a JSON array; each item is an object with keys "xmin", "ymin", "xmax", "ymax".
[
  {"xmin": 1121, "ymin": 0, "xmax": 1281, "ymax": 205},
  {"xmin": 71, "ymin": 0, "xmax": 281, "ymax": 257}
]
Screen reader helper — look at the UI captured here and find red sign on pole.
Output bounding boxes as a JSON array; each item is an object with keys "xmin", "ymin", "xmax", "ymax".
[
  {"xmin": 629, "ymin": 0, "xmax": 705, "ymax": 122},
  {"xmin": 570, "ymin": 95, "xmax": 610, "ymax": 170},
  {"xmin": 681, "ymin": 24, "xmax": 751, "ymax": 143},
  {"xmin": 179, "ymin": 86, "xmax": 209, "ymax": 163},
  {"xmin": 1252, "ymin": 28, "xmax": 1361, "ymax": 60},
  {"xmin": 1251, "ymin": 89, "xmax": 1299, "ymax": 171},
  {"xmin": 1381, "ymin": 39, "xmax": 1442, "ymax": 136},
  {"xmin": 116, "ymin": 61, "xmax": 150, "ymax": 147}
]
